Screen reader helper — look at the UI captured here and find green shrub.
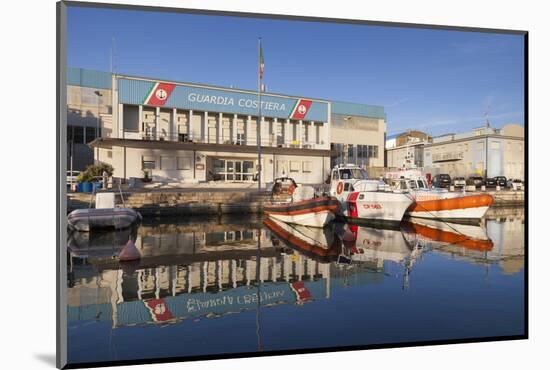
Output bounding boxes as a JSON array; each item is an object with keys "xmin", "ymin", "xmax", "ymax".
[{"xmin": 77, "ymin": 163, "xmax": 114, "ymax": 183}]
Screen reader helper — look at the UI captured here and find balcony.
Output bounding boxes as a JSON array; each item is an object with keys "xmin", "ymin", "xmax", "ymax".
[
  {"xmin": 120, "ymin": 131, "xmax": 327, "ymax": 150},
  {"xmin": 432, "ymin": 151, "xmax": 464, "ymax": 162}
]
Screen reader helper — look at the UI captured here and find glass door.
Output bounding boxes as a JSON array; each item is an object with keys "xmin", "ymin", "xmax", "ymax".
[
  {"xmin": 243, "ymin": 160, "xmax": 254, "ymax": 181},
  {"xmin": 212, "ymin": 159, "xmax": 256, "ymax": 182},
  {"xmin": 226, "ymin": 160, "xmax": 235, "ymax": 181},
  {"xmin": 235, "ymin": 161, "xmax": 242, "ymax": 181}
]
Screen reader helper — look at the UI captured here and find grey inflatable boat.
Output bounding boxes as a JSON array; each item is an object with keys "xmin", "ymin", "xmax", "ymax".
[{"xmin": 67, "ymin": 207, "xmax": 142, "ymax": 232}]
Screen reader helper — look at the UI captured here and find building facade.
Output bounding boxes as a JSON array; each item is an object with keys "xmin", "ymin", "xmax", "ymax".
[
  {"xmin": 67, "ymin": 68, "xmax": 386, "ymax": 185},
  {"xmin": 385, "ymin": 130, "xmax": 431, "ymax": 169},
  {"xmin": 67, "ymin": 69, "xmax": 113, "ymax": 171},
  {"xmin": 330, "ymin": 103, "xmax": 386, "ymax": 169},
  {"xmin": 423, "ymin": 124, "xmax": 525, "ymax": 180}
]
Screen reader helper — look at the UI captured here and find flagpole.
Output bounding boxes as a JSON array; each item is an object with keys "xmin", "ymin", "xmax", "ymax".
[{"xmin": 257, "ymin": 37, "xmax": 262, "ymax": 192}]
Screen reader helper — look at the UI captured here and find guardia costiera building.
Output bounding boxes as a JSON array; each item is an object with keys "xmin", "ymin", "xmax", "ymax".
[{"xmin": 67, "ymin": 68, "xmax": 386, "ymax": 185}]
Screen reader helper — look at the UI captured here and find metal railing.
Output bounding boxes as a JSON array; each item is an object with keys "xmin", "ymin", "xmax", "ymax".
[{"xmin": 120, "ymin": 131, "xmax": 327, "ymax": 149}]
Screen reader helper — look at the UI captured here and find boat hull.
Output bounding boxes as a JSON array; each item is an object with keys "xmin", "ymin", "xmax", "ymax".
[
  {"xmin": 406, "ymin": 194, "xmax": 493, "ymax": 220},
  {"xmin": 343, "ymin": 191, "xmax": 414, "ymax": 225},
  {"xmin": 67, "ymin": 208, "xmax": 142, "ymax": 232},
  {"xmin": 264, "ymin": 196, "xmax": 339, "ymax": 228}
]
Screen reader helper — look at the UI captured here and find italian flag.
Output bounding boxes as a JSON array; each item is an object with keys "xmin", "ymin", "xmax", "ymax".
[{"xmin": 259, "ymin": 41, "xmax": 264, "ymax": 80}]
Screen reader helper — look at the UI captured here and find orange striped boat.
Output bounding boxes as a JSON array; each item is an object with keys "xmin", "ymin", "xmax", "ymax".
[
  {"xmin": 387, "ymin": 170, "xmax": 494, "ymax": 220},
  {"xmin": 407, "ymin": 193, "xmax": 494, "ymax": 220},
  {"xmin": 264, "ymin": 177, "xmax": 340, "ymax": 227}
]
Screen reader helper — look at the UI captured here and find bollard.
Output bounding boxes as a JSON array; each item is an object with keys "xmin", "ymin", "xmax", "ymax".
[
  {"xmin": 481, "ymin": 185, "xmax": 486, "ymax": 191},
  {"xmin": 449, "ymin": 185, "xmax": 455, "ymax": 192},
  {"xmin": 496, "ymin": 185, "xmax": 501, "ymax": 191}
]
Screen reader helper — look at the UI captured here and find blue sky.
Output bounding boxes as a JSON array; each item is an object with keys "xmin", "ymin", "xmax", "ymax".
[{"xmin": 67, "ymin": 6, "xmax": 525, "ymax": 136}]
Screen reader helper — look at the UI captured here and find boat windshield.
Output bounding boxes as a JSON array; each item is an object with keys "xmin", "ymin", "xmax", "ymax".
[{"xmin": 339, "ymin": 168, "xmax": 368, "ymax": 180}]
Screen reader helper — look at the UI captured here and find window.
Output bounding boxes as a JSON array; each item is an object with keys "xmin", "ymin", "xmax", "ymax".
[
  {"xmin": 85, "ymin": 127, "xmax": 96, "ymax": 143},
  {"xmin": 339, "ymin": 168, "xmax": 367, "ymax": 180},
  {"xmin": 490, "ymin": 141, "xmax": 501, "ymax": 150},
  {"xmin": 302, "ymin": 161, "xmax": 313, "ymax": 173},
  {"xmin": 73, "ymin": 126, "xmax": 84, "ymax": 144},
  {"xmin": 107, "ymin": 151, "xmax": 112, "ymax": 159},
  {"xmin": 290, "ymin": 161, "xmax": 300, "ymax": 173},
  {"xmin": 142, "ymin": 156, "xmax": 156, "ymax": 170},
  {"xmin": 369, "ymin": 145, "xmax": 379, "ymax": 158},
  {"xmin": 348, "ymin": 145, "xmax": 355, "ymax": 161},
  {"xmin": 66, "ymin": 125, "xmax": 73, "ymax": 142},
  {"xmin": 177, "ymin": 157, "xmax": 192, "ymax": 170},
  {"xmin": 160, "ymin": 157, "xmax": 176, "ymax": 170},
  {"xmin": 67, "ymin": 125, "xmax": 84, "ymax": 144}
]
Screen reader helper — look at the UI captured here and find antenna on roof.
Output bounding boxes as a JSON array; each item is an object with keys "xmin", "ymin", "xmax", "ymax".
[{"xmin": 484, "ymin": 104, "xmax": 491, "ymax": 128}]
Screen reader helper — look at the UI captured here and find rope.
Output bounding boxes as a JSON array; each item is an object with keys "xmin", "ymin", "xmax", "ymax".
[{"xmin": 401, "ymin": 191, "xmax": 481, "ymax": 244}]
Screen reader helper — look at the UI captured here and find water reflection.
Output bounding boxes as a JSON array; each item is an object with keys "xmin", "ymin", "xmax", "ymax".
[{"xmin": 67, "ymin": 207, "xmax": 524, "ymax": 363}]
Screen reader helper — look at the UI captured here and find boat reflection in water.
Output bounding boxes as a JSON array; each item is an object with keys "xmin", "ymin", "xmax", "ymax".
[
  {"xmin": 67, "ymin": 208, "xmax": 524, "ymax": 364},
  {"xmin": 68, "ymin": 215, "xmax": 332, "ymax": 332},
  {"xmin": 263, "ymin": 217, "xmax": 341, "ymax": 263}
]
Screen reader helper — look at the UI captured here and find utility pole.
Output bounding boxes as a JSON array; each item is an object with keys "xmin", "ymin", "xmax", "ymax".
[
  {"xmin": 94, "ymin": 90, "xmax": 103, "ymax": 164},
  {"xmin": 257, "ymin": 37, "xmax": 263, "ymax": 191}
]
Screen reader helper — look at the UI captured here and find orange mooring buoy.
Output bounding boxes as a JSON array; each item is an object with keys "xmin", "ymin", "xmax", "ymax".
[{"xmin": 119, "ymin": 238, "xmax": 141, "ymax": 262}]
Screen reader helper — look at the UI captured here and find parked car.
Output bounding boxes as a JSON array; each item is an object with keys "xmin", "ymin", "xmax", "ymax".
[
  {"xmin": 507, "ymin": 178, "xmax": 524, "ymax": 190},
  {"xmin": 484, "ymin": 177, "xmax": 497, "ymax": 187},
  {"xmin": 66, "ymin": 170, "xmax": 81, "ymax": 186},
  {"xmin": 452, "ymin": 176, "xmax": 466, "ymax": 188},
  {"xmin": 432, "ymin": 174, "xmax": 451, "ymax": 188},
  {"xmin": 494, "ymin": 176, "xmax": 507, "ymax": 187},
  {"xmin": 467, "ymin": 175, "xmax": 484, "ymax": 188}
]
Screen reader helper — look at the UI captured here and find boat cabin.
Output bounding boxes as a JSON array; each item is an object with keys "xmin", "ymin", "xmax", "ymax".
[
  {"xmin": 331, "ymin": 166, "xmax": 369, "ymax": 181},
  {"xmin": 271, "ymin": 177, "xmax": 298, "ymax": 196},
  {"xmin": 386, "ymin": 169, "xmax": 430, "ymax": 191}
]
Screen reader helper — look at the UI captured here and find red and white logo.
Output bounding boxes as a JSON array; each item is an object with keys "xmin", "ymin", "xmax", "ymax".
[
  {"xmin": 291, "ymin": 281, "xmax": 312, "ymax": 303},
  {"xmin": 144, "ymin": 82, "xmax": 176, "ymax": 106},
  {"xmin": 290, "ymin": 99, "xmax": 312, "ymax": 120},
  {"xmin": 155, "ymin": 89, "xmax": 168, "ymax": 100},
  {"xmin": 144, "ymin": 299, "xmax": 174, "ymax": 322}
]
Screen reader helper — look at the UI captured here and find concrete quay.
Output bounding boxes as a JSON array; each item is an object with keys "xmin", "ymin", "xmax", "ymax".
[
  {"xmin": 67, "ymin": 189, "xmax": 289, "ymax": 216},
  {"xmin": 67, "ymin": 188, "xmax": 524, "ymax": 216}
]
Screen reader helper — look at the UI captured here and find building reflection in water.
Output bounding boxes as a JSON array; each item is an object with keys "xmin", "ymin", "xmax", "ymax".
[{"xmin": 67, "ymin": 208, "xmax": 524, "ymax": 329}]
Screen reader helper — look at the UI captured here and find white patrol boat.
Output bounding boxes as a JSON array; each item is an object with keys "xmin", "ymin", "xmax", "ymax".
[{"xmin": 329, "ymin": 164, "xmax": 414, "ymax": 225}]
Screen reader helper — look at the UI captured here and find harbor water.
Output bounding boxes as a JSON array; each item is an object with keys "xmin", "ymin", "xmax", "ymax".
[{"xmin": 66, "ymin": 206, "xmax": 525, "ymax": 365}]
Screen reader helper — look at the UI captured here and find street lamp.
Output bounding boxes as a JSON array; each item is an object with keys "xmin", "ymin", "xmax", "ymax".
[{"xmin": 94, "ymin": 91, "xmax": 103, "ymax": 139}]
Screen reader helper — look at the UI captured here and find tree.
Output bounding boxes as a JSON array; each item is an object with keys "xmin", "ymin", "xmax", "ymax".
[{"xmin": 77, "ymin": 163, "xmax": 114, "ymax": 183}]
